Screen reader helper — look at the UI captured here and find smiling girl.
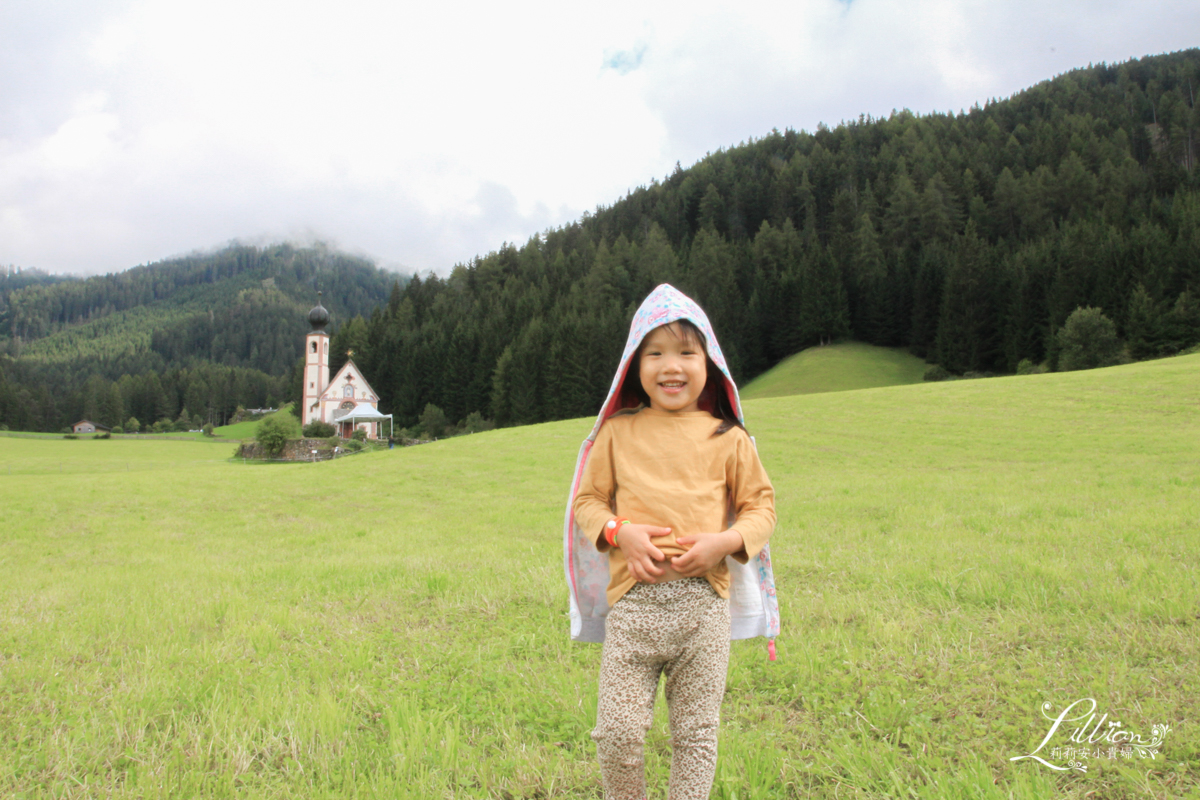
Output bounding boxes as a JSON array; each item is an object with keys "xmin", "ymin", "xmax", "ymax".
[{"xmin": 565, "ymin": 284, "xmax": 778, "ymax": 799}]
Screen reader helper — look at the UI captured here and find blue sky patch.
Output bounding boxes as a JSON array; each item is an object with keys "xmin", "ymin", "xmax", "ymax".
[{"xmin": 602, "ymin": 44, "xmax": 647, "ymax": 75}]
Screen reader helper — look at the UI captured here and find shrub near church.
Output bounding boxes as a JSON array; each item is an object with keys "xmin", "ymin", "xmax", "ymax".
[{"xmin": 255, "ymin": 413, "xmax": 300, "ymax": 457}]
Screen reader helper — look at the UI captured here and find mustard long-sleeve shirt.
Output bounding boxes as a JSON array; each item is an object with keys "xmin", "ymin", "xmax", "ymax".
[{"xmin": 572, "ymin": 407, "xmax": 776, "ymax": 607}]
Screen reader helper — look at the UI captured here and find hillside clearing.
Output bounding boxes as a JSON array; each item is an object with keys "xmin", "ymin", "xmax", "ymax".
[{"xmin": 740, "ymin": 341, "xmax": 927, "ymax": 399}]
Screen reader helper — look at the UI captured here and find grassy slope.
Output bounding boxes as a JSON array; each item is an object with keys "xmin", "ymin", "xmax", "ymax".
[
  {"xmin": 1, "ymin": 355, "xmax": 1197, "ymax": 798},
  {"xmin": 213, "ymin": 419, "xmax": 263, "ymax": 439},
  {"xmin": 740, "ymin": 341, "xmax": 927, "ymax": 399}
]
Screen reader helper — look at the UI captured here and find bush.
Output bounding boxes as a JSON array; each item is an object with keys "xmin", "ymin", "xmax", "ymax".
[
  {"xmin": 112, "ymin": 426, "xmax": 124, "ymax": 434},
  {"xmin": 126, "ymin": 416, "xmax": 140, "ymax": 433},
  {"xmin": 64, "ymin": 433, "xmax": 78, "ymax": 439},
  {"xmin": 1057, "ymin": 307, "xmax": 1121, "ymax": 371},
  {"xmin": 923, "ymin": 365, "xmax": 951, "ymax": 382},
  {"xmin": 1016, "ymin": 359, "xmax": 1048, "ymax": 375},
  {"xmin": 202, "ymin": 423, "xmax": 214, "ymax": 437},
  {"xmin": 419, "ymin": 403, "xmax": 449, "ymax": 439},
  {"xmin": 93, "ymin": 432, "xmax": 111, "ymax": 439},
  {"xmin": 152, "ymin": 419, "xmax": 172, "ymax": 434},
  {"xmin": 256, "ymin": 414, "xmax": 296, "ymax": 457},
  {"xmin": 303, "ymin": 420, "xmax": 337, "ymax": 438},
  {"xmin": 351, "ymin": 428, "xmax": 367, "ymax": 442},
  {"xmin": 345, "ymin": 438, "xmax": 364, "ymax": 452},
  {"xmin": 461, "ymin": 411, "xmax": 495, "ymax": 434}
]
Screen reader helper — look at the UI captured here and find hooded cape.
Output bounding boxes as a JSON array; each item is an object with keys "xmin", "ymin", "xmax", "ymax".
[{"xmin": 563, "ymin": 284, "xmax": 780, "ymax": 643}]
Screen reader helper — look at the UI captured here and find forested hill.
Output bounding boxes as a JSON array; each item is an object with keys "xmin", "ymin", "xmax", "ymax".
[
  {"xmin": 352, "ymin": 49, "xmax": 1200, "ymax": 431},
  {"xmin": 0, "ymin": 244, "xmax": 396, "ymax": 431}
]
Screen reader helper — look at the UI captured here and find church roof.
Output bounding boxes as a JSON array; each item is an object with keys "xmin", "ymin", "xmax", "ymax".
[
  {"xmin": 308, "ymin": 292, "xmax": 330, "ymax": 333},
  {"xmin": 332, "ymin": 403, "xmax": 391, "ymax": 422},
  {"xmin": 321, "ymin": 358, "xmax": 380, "ymax": 402}
]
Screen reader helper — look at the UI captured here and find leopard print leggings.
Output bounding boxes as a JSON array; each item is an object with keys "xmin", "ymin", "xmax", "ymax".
[{"xmin": 592, "ymin": 578, "xmax": 732, "ymax": 800}]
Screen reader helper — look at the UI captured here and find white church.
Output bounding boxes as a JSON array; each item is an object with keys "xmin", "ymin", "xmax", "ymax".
[{"xmin": 302, "ymin": 295, "xmax": 392, "ymax": 440}]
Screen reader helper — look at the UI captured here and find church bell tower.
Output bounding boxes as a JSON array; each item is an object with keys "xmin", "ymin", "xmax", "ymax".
[{"xmin": 303, "ymin": 293, "xmax": 331, "ymax": 427}]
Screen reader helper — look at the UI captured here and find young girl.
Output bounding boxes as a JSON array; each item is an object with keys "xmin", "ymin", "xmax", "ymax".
[{"xmin": 564, "ymin": 284, "xmax": 779, "ymax": 799}]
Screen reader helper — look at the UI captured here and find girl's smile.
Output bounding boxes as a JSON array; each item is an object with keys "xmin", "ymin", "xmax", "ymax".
[{"xmin": 638, "ymin": 323, "xmax": 707, "ymax": 413}]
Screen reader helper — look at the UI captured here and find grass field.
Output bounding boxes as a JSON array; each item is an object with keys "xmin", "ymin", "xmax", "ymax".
[
  {"xmin": 1, "ymin": 354, "xmax": 1197, "ymax": 798},
  {"xmin": 740, "ymin": 341, "xmax": 927, "ymax": 399}
]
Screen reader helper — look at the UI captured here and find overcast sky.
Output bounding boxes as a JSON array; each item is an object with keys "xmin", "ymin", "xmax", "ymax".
[{"xmin": 2, "ymin": 1, "xmax": 1197, "ymax": 277}]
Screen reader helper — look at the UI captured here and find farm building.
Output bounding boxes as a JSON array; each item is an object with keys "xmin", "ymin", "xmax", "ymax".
[
  {"xmin": 72, "ymin": 420, "xmax": 111, "ymax": 434},
  {"xmin": 301, "ymin": 296, "xmax": 392, "ymax": 440}
]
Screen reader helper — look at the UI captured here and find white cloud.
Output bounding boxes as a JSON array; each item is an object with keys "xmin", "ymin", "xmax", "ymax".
[{"xmin": 0, "ymin": 0, "xmax": 1198, "ymax": 275}]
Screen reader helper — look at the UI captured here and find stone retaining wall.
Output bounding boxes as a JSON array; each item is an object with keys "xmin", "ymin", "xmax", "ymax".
[
  {"xmin": 236, "ymin": 438, "xmax": 337, "ymax": 461},
  {"xmin": 235, "ymin": 437, "xmax": 433, "ymax": 461}
]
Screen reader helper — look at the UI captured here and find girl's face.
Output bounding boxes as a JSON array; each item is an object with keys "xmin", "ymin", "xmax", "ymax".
[{"xmin": 638, "ymin": 322, "xmax": 707, "ymax": 413}]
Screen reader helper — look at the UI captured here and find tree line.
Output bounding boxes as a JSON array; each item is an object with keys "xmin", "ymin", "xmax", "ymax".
[{"xmin": 0, "ymin": 360, "xmax": 287, "ymax": 433}]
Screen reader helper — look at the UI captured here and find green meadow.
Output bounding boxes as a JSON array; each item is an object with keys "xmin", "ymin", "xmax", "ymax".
[
  {"xmin": 2, "ymin": 354, "xmax": 1198, "ymax": 799},
  {"xmin": 740, "ymin": 342, "xmax": 927, "ymax": 399}
]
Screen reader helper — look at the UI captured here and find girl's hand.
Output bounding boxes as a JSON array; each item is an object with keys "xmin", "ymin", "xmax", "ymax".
[
  {"xmin": 617, "ymin": 524, "xmax": 671, "ymax": 583},
  {"xmin": 670, "ymin": 530, "xmax": 745, "ymax": 577}
]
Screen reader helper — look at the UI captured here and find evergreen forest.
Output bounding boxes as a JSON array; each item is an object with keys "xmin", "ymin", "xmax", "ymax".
[
  {"xmin": 2, "ymin": 49, "xmax": 1199, "ymax": 434},
  {"xmin": 354, "ymin": 50, "xmax": 1200, "ymax": 430}
]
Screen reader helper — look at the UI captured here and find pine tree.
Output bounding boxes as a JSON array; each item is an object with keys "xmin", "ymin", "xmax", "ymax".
[
  {"xmin": 1125, "ymin": 283, "xmax": 1163, "ymax": 358},
  {"xmin": 752, "ymin": 220, "xmax": 803, "ymax": 362},
  {"xmin": 800, "ymin": 245, "xmax": 850, "ymax": 346},
  {"xmin": 851, "ymin": 212, "xmax": 888, "ymax": 343},
  {"xmin": 697, "ymin": 184, "xmax": 726, "ymax": 233},
  {"xmin": 937, "ymin": 223, "xmax": 1000, "ymax": 373},
  {"xmin": 636, "ymin": 223, "xmax": 681, "ymax": 290},
  {"xmin": 687, "ymin": 227, "xmax": 741, "ymax": 346},
  {"xmin": 908, "ymin": 245, "xmax": 946, "ymax": 359}
]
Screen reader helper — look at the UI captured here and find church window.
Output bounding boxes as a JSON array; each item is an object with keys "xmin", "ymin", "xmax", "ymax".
[
  {"xmin": 310, "ymin": 341, "xmax": 317, "ymax": 353},
  {"xmin": 340, "ymin": 400, "xmax": 355, "ymax": 410},
  {"xmin": 309, "ymin": 382, "xmax": 314, "ymax": 389}
]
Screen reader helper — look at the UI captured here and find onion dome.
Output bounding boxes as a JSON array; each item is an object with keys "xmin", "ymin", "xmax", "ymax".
[{"xmin": 308, "ymin": 292, "xmax": 330, "ymax": 332}]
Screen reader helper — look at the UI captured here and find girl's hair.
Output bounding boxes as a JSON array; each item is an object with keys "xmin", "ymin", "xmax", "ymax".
[{"xmin": 617, "ymin": 319, "xmax": 745, "ymax": 436}]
